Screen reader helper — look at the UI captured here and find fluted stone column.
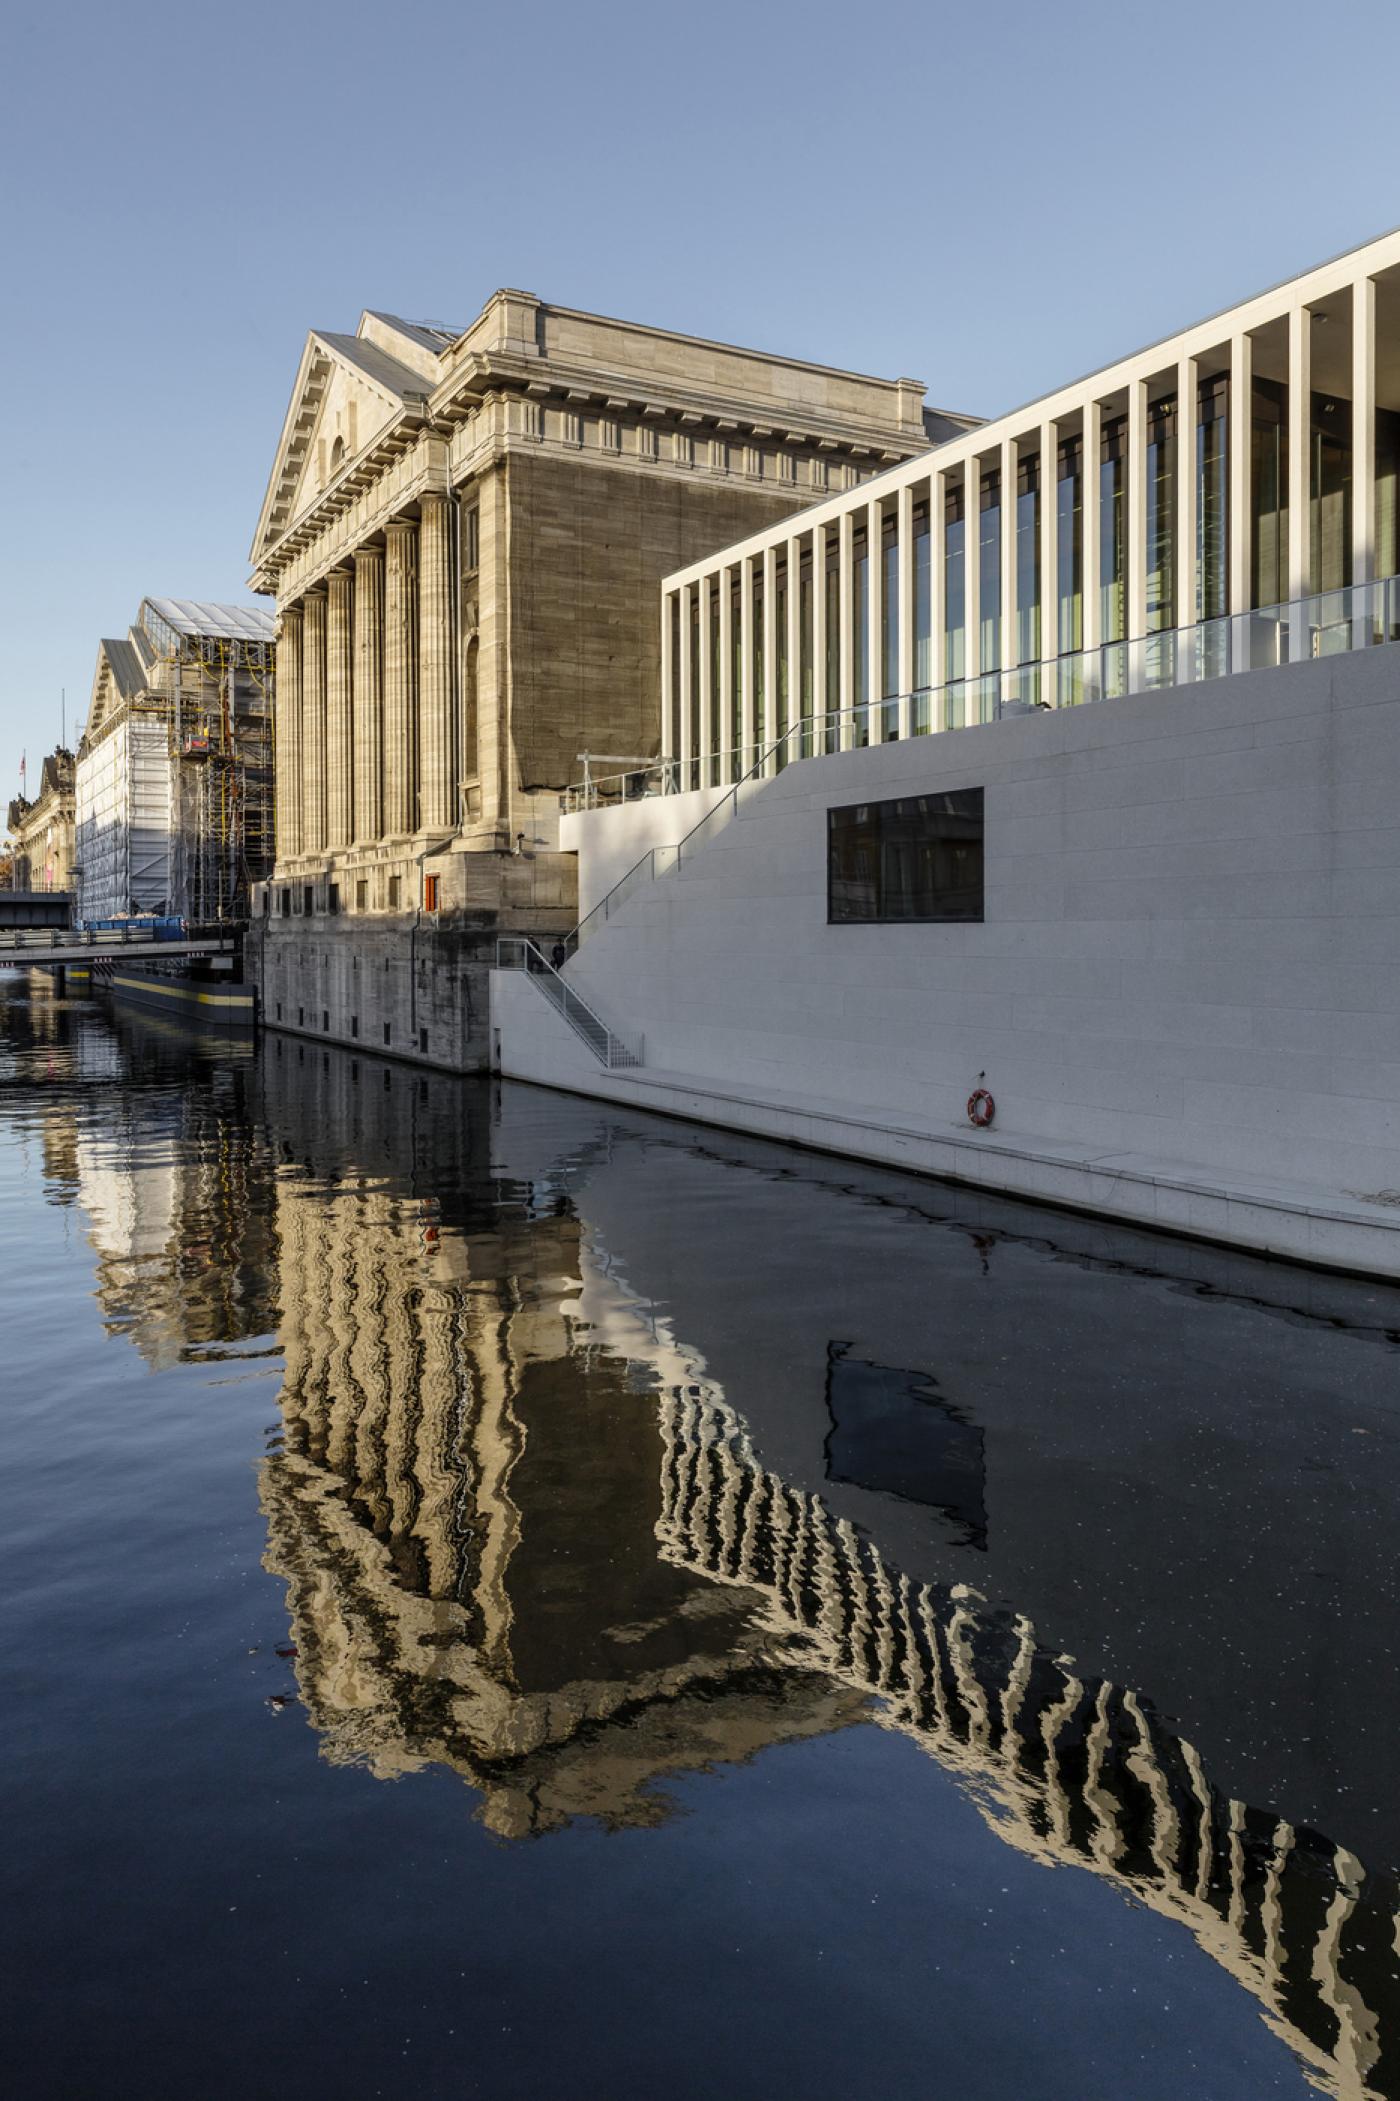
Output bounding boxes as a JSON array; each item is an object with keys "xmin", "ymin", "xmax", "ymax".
[
  {"xmin": 418, "ymin": 493, "xmax": 454, "ymax": 833},
  {"xmin": 384, "ymin": 519, "xmax": 418, "ymax": 839},
  {"xmin": 352, "ymin": 546, "xmax": 384, "ymax": 844},
  {"xmin": 275, "ymin": 604, "xmax": 303, "ymax": 861},
  {"xmin": 326, "ymin": 569, "xmax": 354, "ymax": 850},
  {"xmin": 302, "ymin": 589, "xmax": 328, "ymax": 853}
]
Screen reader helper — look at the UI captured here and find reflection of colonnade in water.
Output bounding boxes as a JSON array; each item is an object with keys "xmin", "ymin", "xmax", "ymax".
[
  {"xmin": 658, "ymin": 1390, "xmax": 1400, "ymax": 2101},
  {"xmin": 254, "ymin": 1046, "xmax": 1400, "ymax": 2094},
  {"xmin": 261, "ymin": 1056, "xmax": 863, "ymax": 1834}
]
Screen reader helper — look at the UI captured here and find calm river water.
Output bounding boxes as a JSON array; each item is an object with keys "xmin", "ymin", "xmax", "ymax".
[{"xmin": 6, "ymin": 974, "xmax": 1400, "ymax": 2099}]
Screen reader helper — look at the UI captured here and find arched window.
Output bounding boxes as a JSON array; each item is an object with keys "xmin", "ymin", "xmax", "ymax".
[{"xmin": 329, "ymin": 435, "xmax": 346, "ymax": 477}]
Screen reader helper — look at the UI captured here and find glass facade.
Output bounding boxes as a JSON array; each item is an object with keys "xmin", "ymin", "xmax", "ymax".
[
  {"xmin": 1251, "ymin": 376, "xmax": 1288, "ymax": 610},
  {"xmin": 913, "ymin": 505, "xmax": 932, "ymax": 731},
  {"xmin": 1015, "ymin": 454, "xmax": 1040, "ymax": 695},
  {"xmin": 881, "ymin": 521, "xmax": 900, "ymax": 700},
  {"xmin": 662, "ymin": 250, "xmax": 1400, "ymax": 790},
  {"xmin": 1145, "ymin": 396, "xmax": 1176, "ymax": 686},
  {"xmin": 1100, "ymin": 417, "xmax": 1127, "ymax": 695},
  {"xmin": 978, "ymin": 470, "xmax": 1001, "ymax": 674},
  {"xmin": 944, "ymin": 481, "xmax": 966, "ymax": 685}
]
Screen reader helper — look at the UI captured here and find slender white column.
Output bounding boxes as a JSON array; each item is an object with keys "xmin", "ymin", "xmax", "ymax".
[
  {"xmin": 866, "ymin": 495, "xmax": 884, "ymax": 741},
  {"xmin": 786, "ymin": 532, "xmax": 801, "ymax": 748},
  {"xmin": 964, "ymin": 460, "xmax": 982, "ymax": 687},
  {"xmin": 1353, "ymin": 274, "xmax": 1376, "ymax": 591},
  {"xmin": 838, "ymin": 510, "xmax": 854, "ymax": 748},
  {"xmin": 740, "ymin": 557, "xmax": 755, "ymax": 767},
  {"xmin": 1000, "ymin": 438, "xmax": 1016, "ymax": 686},
  {"xmin": 1127, "ymin": 380, "xmax": 1148, "ymax": 655},
  {"xmin": 677, "ymin": 583, "xmax": 693, "ymax": 789},
  {"xmin": 717, "ymin": 568, "xmax": 734, "ymax": 781},
  {"xmin": 698, "ymin": 575, "xmax": 714, "ymax": 784},
  {"xmin": 659, "ymin": 590, "xmax": 675, "ymax": 766},
  {"xmin": 1082, "ymin": 402, "xmax": 1102, "ymax": 656},
  {"xmin": 1288, "ymin": 301, "xmax": 1311, "ymax": 662},
  {"xmin": 1040, "ymin": 420, "xmax": 1059, "ymax": 682},
  {"xmin": 812, "ymin": 527, "xmax": 827, "ymax": 740},
  {"xmin": 762, "ymin": 543, "xmax": 778, "ymax": 765},
  {"xmin": 1229, "ymin": 331, "xmax": 1254, "ymax": 655},
  {"xmin": 929, "ymin": 473, "xmax": 945, "ymax": 707},
  {"xmin": 897, "ymin": 484, "xmax": 914, "ymax": 737},
  {"xmin": 1177, "ymin": 356, "xmax": 1199, "ymax": 637}
]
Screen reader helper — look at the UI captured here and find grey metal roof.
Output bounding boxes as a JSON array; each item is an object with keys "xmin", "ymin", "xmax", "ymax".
[
  {"xmin": 313, "ymin": 331, "xmax": 433, "ymax": 403},
  {"xmin": 140, "ymin": 598, "xmax": 275, "ymax": 643},
  {"xmin": 366, "ymin": 312, "xmax": 462, "ymax": 355},
  {"xmin": 102, "ymin": 637, "xmax": 146, "ymax": 698}
]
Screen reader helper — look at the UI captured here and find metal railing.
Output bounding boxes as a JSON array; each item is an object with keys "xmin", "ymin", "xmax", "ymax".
[
  {"xmin": 561, "ymin": 572, "xmax": 1400, "ymax": 950},
  {"xmin": 0, "ymin": 923, "xmax": 236, "ymax": 955},
  {"xmin": 495, "ymin": 938, "xmax": 644, "ymax": 1068},
  {"xmin": 562, "ymin": 573, "xmax": 1400, "ymax": 812}
]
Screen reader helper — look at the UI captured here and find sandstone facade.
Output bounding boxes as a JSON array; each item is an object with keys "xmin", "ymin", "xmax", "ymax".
[{"xmin": 249, "ymin": 293, "xmax": 968, "ymax": 1067}]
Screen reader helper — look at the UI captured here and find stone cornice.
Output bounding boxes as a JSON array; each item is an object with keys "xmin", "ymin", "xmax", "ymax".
[{"xmin": 251, "ymin": 432, "xmax": 451, "ymax": 601}]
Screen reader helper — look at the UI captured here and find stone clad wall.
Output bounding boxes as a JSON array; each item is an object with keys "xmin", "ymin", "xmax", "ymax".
[
  {"xmin": 504, "ymin": 450, "xmax": 809, "ymax": 797},
  {"xmin": 507, "ymin": 644, "xmax": 1400, "ymax": 1268}
]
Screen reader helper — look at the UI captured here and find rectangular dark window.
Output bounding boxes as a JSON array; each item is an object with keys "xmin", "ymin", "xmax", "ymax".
[
  {"xmin": 387, "ymin": 875, "xmax": 401, "ymax": 910},
  {"xmin": 828, "ymin": 788, "xmax": 984, "ymax": 924},
  {"xmin": 280, "ymin": 888, "xmax": 291, "ymax": 917},
  {"xmin": 383, "ymin": 1022, "xmax": 391, "ymax": 1046},
  {"xmin": 351, "ymin": 1015, "xmax": 359, "ymax": 1039},
  {"xmin": 326, "ymin": 884, "xmax": 340, "ymax": 916},
  {"xmin": 322, "ymin": 1010, "xmax": 329, "ymax": 1033},
  {"xmin": 418, "ymin": 1027, "xmax": 428, "ymax": 1054},
  {"xmin": 355, "ymin": 879, "xmax": 368, "ymax": 912},
  {"xmin": 302, "ymin": 886, "xmax": 314, "ymax": 916}
]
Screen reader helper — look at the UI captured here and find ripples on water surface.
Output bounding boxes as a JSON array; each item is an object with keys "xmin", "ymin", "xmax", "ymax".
[{"xmin": 4, "ymin": 973, "xmax": 1400, "ymax": 2099}]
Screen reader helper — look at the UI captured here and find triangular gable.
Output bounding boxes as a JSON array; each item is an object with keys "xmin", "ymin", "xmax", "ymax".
[{"xmin": 249, "ymin": 325, "xmax": 439, "ymax": 565}]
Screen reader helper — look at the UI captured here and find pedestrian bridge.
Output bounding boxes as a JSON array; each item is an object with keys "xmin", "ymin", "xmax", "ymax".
[{"xmin": 0, "ymin": 925, "xmax": 237, "ymax": 966}]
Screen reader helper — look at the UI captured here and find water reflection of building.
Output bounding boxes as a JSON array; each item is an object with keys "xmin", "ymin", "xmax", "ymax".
[
  {"xmin": 658, "ymin": 1389, "xmax": 1400, "ymax": 2101},
  {"xmin": 258, "ymin": 1044, "xmax": 861, "ymax": 1835},
  {"xmin": 61, "ymin": 1027, "xmax": 278, "ymax": 1367},
  {"xmin": 256, "ymin": 1045, "xmax": 1400, "ymax": 2096}
]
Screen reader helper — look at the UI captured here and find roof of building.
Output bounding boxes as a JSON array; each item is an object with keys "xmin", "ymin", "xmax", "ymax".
[
  {"xmin": 101, "ymin": 637, "xmax": 146, "ymax": 699},
  {"xmin": 363, "ymin": 312, "xmax": 463, "ymax": 355},
  {"xmin": 140, "ymin": 598, "xmax": 275, "ymax": 643},
  {"xmin": 312, "ymin": 331, "xmax": 435, "ymax": 405}
]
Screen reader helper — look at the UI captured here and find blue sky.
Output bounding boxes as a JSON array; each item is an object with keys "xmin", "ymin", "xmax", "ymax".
[{"xmin": 1, "ymin": 0, "xmax": 1396, "ymax": 777}]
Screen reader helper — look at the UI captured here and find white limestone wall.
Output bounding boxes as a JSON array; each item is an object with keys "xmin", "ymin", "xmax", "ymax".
[
  {"xmin": 547, "ymin": 647, "xmax": 1400, "ymax": 1209},
  {"xmin": 563, "ymin": 783, "xmax": 727, "ymax": 918}
]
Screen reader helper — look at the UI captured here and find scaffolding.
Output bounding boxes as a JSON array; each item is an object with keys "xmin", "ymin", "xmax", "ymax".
[{"xmin": 75, "ymin": 598, "xmax": 275, "ymax": 922}]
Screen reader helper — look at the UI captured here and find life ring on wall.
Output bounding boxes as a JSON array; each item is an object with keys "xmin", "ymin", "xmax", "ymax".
[{"xmin": 967, "ymin": 1088, "xmax": 996, "ymax": 1129}]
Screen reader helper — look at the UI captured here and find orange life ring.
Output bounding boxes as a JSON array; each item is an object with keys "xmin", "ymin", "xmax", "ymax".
[{"xmin": 967, "ymin": 1087, "xmax": 996, "ymax": 1129}]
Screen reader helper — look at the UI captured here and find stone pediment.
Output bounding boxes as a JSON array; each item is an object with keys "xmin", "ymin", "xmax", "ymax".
[{"xmin": 249, "ymin": 320, "xmax": 447, "ymax": 566}]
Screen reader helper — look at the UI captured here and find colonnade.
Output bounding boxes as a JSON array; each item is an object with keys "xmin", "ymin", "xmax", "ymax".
[
  {"xmin": 662, "ymin": 243, "xmax": 1400, "ymax": 785},
  {"xmin": 274, "ymin": 494, "xmax": 458, "ymax": 862}
]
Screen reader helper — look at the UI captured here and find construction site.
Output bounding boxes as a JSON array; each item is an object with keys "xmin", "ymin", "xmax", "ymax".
[{"xmin": 75, "ymin": 598, "xmax": 276, "ymax": 924}]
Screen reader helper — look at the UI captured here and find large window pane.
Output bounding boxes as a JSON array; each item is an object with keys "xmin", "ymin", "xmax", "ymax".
[{"xmin": 828, "ymin": 789, "xmax": 985, "ymax": 924}]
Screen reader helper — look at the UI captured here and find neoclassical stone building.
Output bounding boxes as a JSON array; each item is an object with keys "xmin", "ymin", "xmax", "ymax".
[
  {"xmin": 247, "ymin": 293, "xmax": 966, "ymax": 1066},
  {"xmin": 7, "ymin": 747, "xmax": 75, "ymax": 894}
]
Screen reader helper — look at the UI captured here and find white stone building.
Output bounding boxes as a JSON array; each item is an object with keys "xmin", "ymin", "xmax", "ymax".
[{"xmin": 494, "ymin": 229, "xmax": 1400, "ymax": 1276}]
